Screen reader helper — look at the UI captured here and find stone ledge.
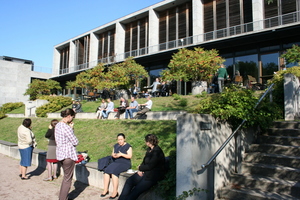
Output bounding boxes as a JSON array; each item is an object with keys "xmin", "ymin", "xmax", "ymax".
[{"xmin": 47, "ymin": 110, "xmax": 186, "ymax": 120}]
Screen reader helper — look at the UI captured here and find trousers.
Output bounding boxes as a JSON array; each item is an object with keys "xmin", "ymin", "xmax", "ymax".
[
  {"xmin": 118, "ymin": 173, "xmax": 157, "ymax": 200},
  {"xmin": 58, "ymin": 158, "xmax": 75, "ymax": 200}
]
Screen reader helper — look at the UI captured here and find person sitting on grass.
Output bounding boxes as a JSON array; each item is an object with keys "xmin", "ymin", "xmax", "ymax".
[{"xmin": 133, "ymin": 96, "xmax": 152, "ymax": 119}]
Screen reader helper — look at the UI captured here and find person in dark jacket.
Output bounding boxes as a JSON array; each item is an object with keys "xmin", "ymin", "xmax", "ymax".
[
  {"xmin": 118, "ymin": 134, "xmax": 165, "ymax": 200},
  {"xmin": 43, "ymin": 119, "xmax": 59, "ymax": 181}
]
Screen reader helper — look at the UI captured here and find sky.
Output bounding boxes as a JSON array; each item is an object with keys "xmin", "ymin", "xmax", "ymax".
[{"xmin": 0, "ymin": 0, "xmax": 163, "ymax": 70}]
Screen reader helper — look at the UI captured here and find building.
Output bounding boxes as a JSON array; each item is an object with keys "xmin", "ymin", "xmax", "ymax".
[
  {"xmin": 0, "ymin": 56, "xmax": 51, "ymax": 106},
  {"xmin": 51, "ymin": 0, "xmax": 300, "ymax": 97}
]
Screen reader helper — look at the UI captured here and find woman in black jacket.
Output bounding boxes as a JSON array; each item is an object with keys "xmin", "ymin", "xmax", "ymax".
[{"xmin": 118, "ymin": 134, "xmax": 165, "ymax": 200}]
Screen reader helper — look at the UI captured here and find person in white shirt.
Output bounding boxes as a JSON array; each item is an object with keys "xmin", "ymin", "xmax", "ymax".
[{"xmin": 133, "ymin": 96, "xmax": 152, "ymax": 119}]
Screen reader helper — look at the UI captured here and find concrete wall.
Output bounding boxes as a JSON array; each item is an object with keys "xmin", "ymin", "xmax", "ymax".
[
  {"xmin": 284, "ymin": 73, "xmax": 300, "ymax": 120},
  {"xmin": 0, "ymin": 59, "xmax": 51, "ymax": 107},
  {"xmin": 176, "ymin": 113, "xmax": 256, "ymax": 200}
]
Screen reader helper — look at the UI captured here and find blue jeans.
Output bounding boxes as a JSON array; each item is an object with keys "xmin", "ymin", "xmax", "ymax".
[
  {"xmin": 102, "ymin": 110, "xmax": 111, "ymax": 118},
  {"xmin": 125, "ymin": 108, "xmax": 138, "ymax": 119}
]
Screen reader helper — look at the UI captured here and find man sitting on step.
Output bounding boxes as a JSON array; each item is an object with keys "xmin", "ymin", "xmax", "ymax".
[{"xmin": 133, "ymin": 96, "xmax": 152, "ymax": 119}]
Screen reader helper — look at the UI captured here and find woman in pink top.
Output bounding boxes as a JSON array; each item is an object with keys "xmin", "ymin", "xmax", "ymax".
[{"xmin": 55, "ymin": 108, "xmax": 79, "ymax": 200}]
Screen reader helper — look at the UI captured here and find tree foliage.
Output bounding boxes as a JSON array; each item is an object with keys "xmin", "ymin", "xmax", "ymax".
[
  {"xmin": 281, "ymin": 44, "xmax": 300, "ymax": 65},
  {"xmin": 24, "ymin": 79, "xmax": 61, "ymax": 100},
  {"xmin": 161, "ymin": 47, "xmax": 225, "ymax": 82},
  {"xmin": 106, "ymin": 57, "xmax": 148, "ymax": 89}
]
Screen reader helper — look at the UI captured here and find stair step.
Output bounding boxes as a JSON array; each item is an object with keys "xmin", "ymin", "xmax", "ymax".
[
  {"xmin": 218, "ymin": 187, "xmax": 299, "ymax": 200},
  {"xmin": 244, "ymin": 152, "xmax": 300, "ymax": 168},
  {"xmin": 248, "ymin": 144, "xmax": 300, "ymax": 156},
  {"xmin": 260, "ymin": 135, "xmax": 300, "ymax": 146},
  {"xmin": 272, "ymin": 121, "xmax": 300, "ymax": 129},
  {"xmin": 242, "ymin": 162, "xmax": 300, "ymax": 181},
  {"xmin": 267, "ymin": 128, "xmax": 300, "ymax": 137},
  {"xmin": 230, "ymin": 173, "xmax": 300, "ymax": 197}
]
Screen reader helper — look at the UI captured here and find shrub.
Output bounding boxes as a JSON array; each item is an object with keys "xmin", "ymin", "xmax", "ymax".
[
  {"xmin": 35, "ymin": 96, "xmax": 72, "ymax": 117},
  {"xmin": 192, "ymin": 85, "xmax": 281, "ymax": 130},
  {"xmin": 179, "ymin": 98, "xmax": 188, "ymax": 107},
  {"xmin": 267, "ymin": 66, "xmax": 300, "ymax": 113},
  {"xmin": 0, "ymin": 102, "xmax": 24, "ymax": 113},
  {"xmin": 172, "ymin": 94, "xmax": 182, "ymax": 100}
]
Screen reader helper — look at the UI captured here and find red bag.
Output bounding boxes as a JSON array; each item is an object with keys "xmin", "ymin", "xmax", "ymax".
[{"xmin": 76, "ymin": 154, "xmax": 84, "ymax": 163}]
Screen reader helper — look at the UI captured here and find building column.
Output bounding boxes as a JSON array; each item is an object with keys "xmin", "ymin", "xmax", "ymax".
[
  {"xmin": 115, "ymin": 22, "xmax": 126, "ymax": 62},
  {"xmin": 52, "ymin": 48, "xmax": 60, "ymax": 76},
  {"xmin": 148, "ymin": 8, "xmax": 159, "ymax": 54},
  {"xmin": 89, "ymin": 32, "xmax": 99, "ymax": 68},
  {"xmin": 192, "ymin": 0, "xmax": 204, "ymax": 44},
  {"xmin": 69, "ymin": 41, "xmax": 76, "ymax": 73},
  {"xmin": 252, "ymin": 0, "xmax": 264, "ymax": 31}
]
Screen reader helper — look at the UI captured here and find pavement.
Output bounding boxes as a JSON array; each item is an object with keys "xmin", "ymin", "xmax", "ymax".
[{"xmin": 0, "ymin": 153, "xmax": 115, "ymax": 200}]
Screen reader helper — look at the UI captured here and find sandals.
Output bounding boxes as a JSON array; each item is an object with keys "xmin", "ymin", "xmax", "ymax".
[{"xmin": 43, "ymin": 177, "xmax": 53, "ymax": 181}]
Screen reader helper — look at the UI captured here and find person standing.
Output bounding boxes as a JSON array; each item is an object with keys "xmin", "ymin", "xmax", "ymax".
[
  {"xmin": 44, "ymin": 119, "xmax": 59, "ymax": 181},
  {"xmin": 118, "ymin": 134, "xmax": 165, "ymax": 200},
  {"xmin": 149, "ymin": 78, "xmax": 161, "ymax": 97},
  {"xmin": 55, "ymin": 108, "xmax": 79, "ymax": 200},
  {"xmin": 217, "ymin": 64, "xmax": 229, "ymax": 93},
  {"xmin": 18, "ymin": 118, "xmax": 37, "ymax": 180}
]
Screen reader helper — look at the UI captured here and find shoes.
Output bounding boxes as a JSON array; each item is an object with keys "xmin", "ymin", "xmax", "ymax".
[
  {"xmin": 100, "ymin": 191, "xmax": 109, "ymax": 197},
  {"xmin": 43, "ymin": 177, "xmax": 53, "ymax": 181},
  {"xmin": 53, "ymin": 176, "xmax": 58, "ymax": 179},
  {"xmin": 109, "ymin": 193, "xmax": 119, "ymax": 199},
  {"xmin": 21, "ymin": 176, "xmax": 30, "ymax": 180},
  {"xmin": 19, "ymin": 174, "xmax": 22, "ymax": 177}
]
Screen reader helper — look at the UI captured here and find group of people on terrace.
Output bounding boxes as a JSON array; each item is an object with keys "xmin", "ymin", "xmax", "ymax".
[
  {"xmin": 17, "ymin": 108, "xmax": 165, "ymax": 200},
  {"xmin": 95, "ymin": 95, "xmax": 153, "ymax": 120}
]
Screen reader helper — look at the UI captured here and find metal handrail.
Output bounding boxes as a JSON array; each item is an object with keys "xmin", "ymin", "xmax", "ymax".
[{"xmin": 198, "ymin": 83, "xmax": 275, "ymax": 172}]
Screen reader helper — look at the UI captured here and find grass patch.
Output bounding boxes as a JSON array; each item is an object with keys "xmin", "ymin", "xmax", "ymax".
[{"xmin": 0, "ymin": 117, "xmax": 176, "ymax": 169}]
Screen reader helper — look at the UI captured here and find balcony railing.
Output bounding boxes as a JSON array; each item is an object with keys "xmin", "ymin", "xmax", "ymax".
[{"xmin": 60, "ymin": 10, "xmax": 300, "ymax": 75}]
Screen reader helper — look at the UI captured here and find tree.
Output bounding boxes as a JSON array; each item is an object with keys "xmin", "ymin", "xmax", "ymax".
[
  {"xmin": 161, "ymin": 47, "xmax": 224, "ymax": 82},
  {"xmin": 24, "ymin": 79, "xmax": 61, "ymax": 100},
  {"xmin": 46, "ymin": 79, "xmax": 62, "ymax": 94},
  {"xmin": 106, "ymin": 57, "xmax": 148, "ymax": 89},
  {"xmin": 161, "ymin": 47, "xmax": 224, "ymax": 94},
  {"xmin": 73, "ymin": 63, "xmax": 107, "ymax": 90},
  {"xmin": 281, "ymin": 44, "xmax": 300, "ymax": 66}
]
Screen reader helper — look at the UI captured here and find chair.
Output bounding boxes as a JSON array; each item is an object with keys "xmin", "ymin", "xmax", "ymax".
[
  {"xmin": 234, "ymin": 75, "xmax": 243, "ymax": 85},
  {"xmin": 247, "ymin": 75, "xmax": 260, "ymax": 90}
]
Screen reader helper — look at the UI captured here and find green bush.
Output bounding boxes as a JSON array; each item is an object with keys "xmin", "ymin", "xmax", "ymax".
[
  {"xmin": 35, "ymin": 96, "xmax": 72, "ymax": 117},
  {"xmin": 192, "ymin": 85, "xmax": 282, "ymax": 130},
  {"xmin": 267, "ymin": 66, "xmax": 300, "ymax": 114},
  {"xmin": 0, "ymin": 111, "xmax": 6, "ymax": 119},
  {"xmin": 172, "ymin": 94, "xmax": 182, "ymax": 100},
  {"xmin": 0, "ymin": 102, "xmax": 24, "ymax": 113},
  {"xmin": 179, "ymin": 98, "xmax": 188, "ymax": 107}
]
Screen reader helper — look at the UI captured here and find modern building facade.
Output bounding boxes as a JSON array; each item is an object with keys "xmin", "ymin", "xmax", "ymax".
[
  {"xmin": 51, "ymin": 0, "xmax": 300, "ymax": 97},
  {"xmin": 0, "ymin": 56, "xmax": 52, "ymax": 106}
]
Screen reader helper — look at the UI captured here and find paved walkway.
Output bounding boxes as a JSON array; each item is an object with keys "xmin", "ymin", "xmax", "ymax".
[{"xmin": 0, "ymin": 153, "xmax": 114, "ymax": 200}]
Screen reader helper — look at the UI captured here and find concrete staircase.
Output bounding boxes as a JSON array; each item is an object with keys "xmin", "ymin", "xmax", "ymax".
[{"xmin": 218, "ymin": 121, "xmax": 300, "ymax": 200}]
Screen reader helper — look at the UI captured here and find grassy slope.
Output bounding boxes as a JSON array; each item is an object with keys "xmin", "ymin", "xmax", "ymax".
[
  {"xmin": 0, "ymin": 117, "xmax": 176, "ymax": 169},
  {"xmin": 3, "ymin": 96, "xmax": 200, "ymax": 169}
]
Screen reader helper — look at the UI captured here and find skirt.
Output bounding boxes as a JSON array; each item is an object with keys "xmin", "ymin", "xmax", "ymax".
[
  {"xmin": 19, "ymin": 146, "xmax": 33, "ymax": 167},
  {"xmin": 46, "ymin": 145, "xmax": 58, "ymax": 163}
]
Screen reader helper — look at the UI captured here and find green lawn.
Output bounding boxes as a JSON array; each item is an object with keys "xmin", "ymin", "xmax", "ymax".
[{"xmin": 0, "ymin": 117, "xmax": 176, "ymax": 169}]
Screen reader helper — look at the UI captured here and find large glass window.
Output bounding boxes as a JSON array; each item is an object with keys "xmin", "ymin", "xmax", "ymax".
[
  {"xmin": 235, "ymin": 54, "xmax": 258, "ymax": 82},
  {"xmin": 261, "ymin": 53, "xmax": 279, "ymax": 84}
]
